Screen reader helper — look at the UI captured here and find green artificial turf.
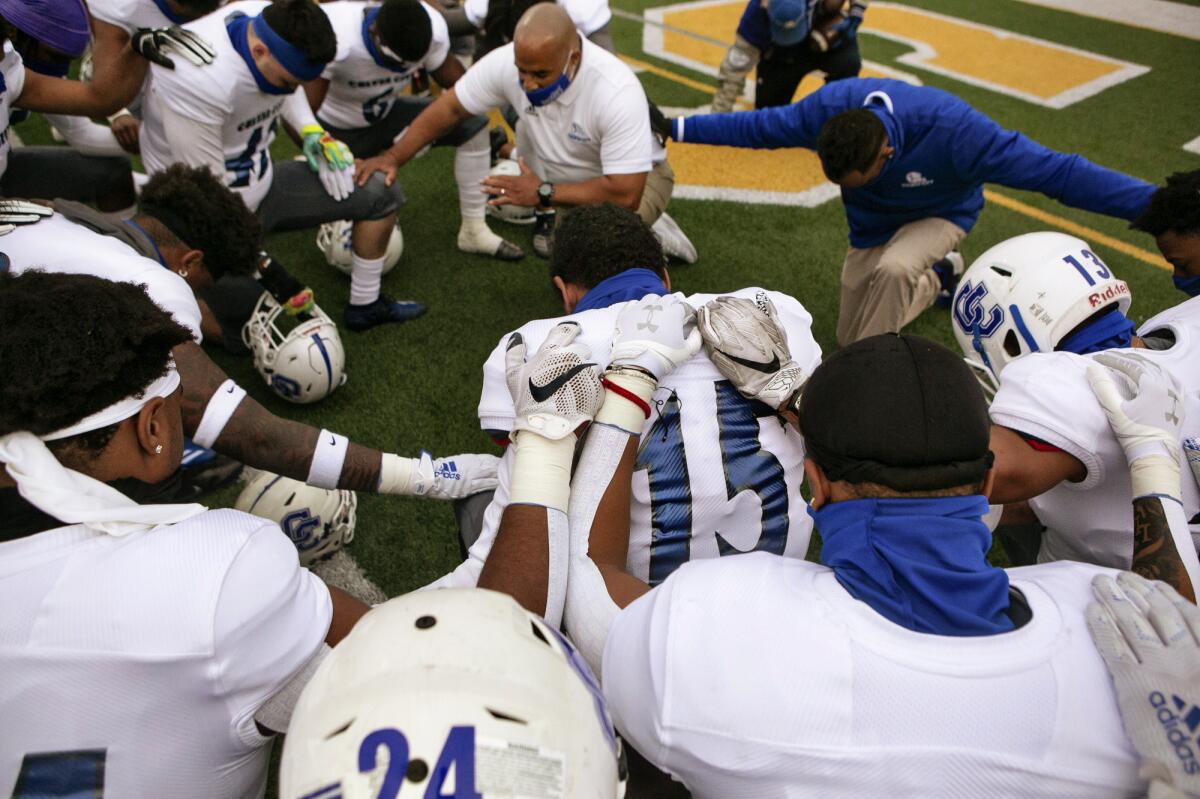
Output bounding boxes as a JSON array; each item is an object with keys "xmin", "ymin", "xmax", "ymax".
[{"xmin": 14, "ymin": 0, "xmax": 1200, "ymax": 595}]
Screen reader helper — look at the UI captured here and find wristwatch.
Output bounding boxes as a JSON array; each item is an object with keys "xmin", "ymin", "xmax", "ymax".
[{"xmin": 537, "ymin": 181, "xmax": 555, "ymax": 208}]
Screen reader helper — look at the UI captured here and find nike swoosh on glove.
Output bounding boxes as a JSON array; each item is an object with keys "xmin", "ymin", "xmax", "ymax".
[
  {"xmin": 505, "ymin": 322, "xmax": 603, "ymax": 440},
  {"xmin": 697, "ymin": 293, "xmax": 807, "ymax": 410},
  {"xmin": 1087, "ymin": 572, "xmax": 1200, "ymax": 799}
]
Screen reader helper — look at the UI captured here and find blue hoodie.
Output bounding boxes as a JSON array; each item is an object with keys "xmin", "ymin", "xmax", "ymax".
[{"xmin": 673, "ymin": 78, "xmax": 1156, "ymax": 248}]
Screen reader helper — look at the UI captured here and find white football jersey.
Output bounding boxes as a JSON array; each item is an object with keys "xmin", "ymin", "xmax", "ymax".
[
  {"xmin": 317, "ymin": 0, "xmax": 450, "ymax": 131},
  {"xmin": 0, "ymin": 509, "xmax": 331, "ymax": 799},
  {"xmin": 88, "ymin": 0, "xmax": 180, "ymax": 33},
  {"xmin": 141, "ymin": 1, "xmax": 284, "ymax": 211},
  {"xmin": 604, "ymin": 554, "xmax": 1144, "ymax": 798},
  {"xmin": 990, "ymin": 297, "xmax": 1200, "ymax": 568},
  {"xmin": 463, "ymin": 0, "xmax": 611, "ymax": 35},
  {"xmin": 0, "ymin": 42, "xmax": 27, "ymax": 182},
  {"xmin": 0, "ymin": 213, "xmax": 202, "ymax": 341},
  {"xmin": 432, "ymin": 288, "xmax": 820, "ymax": 589},
  {"xmin": 454, "ymin": 37, "xmax": 657, "ymax": 185}
]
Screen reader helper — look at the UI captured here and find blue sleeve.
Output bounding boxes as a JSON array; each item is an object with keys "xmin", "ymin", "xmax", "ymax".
[
  {"xmin": 674, "ymin": 97, "xmax": 831, "ymax": 150},
  {"xmin": 951, "ymin": 110, "xmax": 1155, "ymax": 221},
  {"xmin": 735, "ymin": 0, "xmax": 771, "ymax": 49}
]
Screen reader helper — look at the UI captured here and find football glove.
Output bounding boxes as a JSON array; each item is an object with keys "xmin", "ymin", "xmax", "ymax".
[
  {"xmin": 410, "ymin": 451, "xmax": 500, "ymax": 500},
  {"xmin": 1087, "ymin": 352, "xmax": 1184, "ymax": 501},
  {"xmin": 0, "ymin": 200, "xmax": 52, "ymax": 236},
  {"xmin": 609, "ymin": 294, "xmax": 701, "ymax": 381},
  {"xmin": 505, "ymin": 322, "xmax": 603, "ymax": 440},
  {"xmin": 131, "ymin": 26, "xmax": 216, "ymax": 69},
  {"xmin": 301, "ymin": 125, "xmax": 354, "ymax": 172},
  {"xmin": 697, "ymin": 294, "xmax": 807, "ymax": 411},
  {"xmin": 648, "ymin": 101, "xmax": 673, "ymax": 145},
  {"xmin": 1087, "ymin": 572, "xmax": 1200, "ymax": 798}
]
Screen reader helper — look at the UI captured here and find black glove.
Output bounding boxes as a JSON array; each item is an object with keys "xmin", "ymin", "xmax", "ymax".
[
  {"xmin": 131, "ymin": 26, "xmax": 216, "ymax": 69},
  {"xmin": 648, "ymin": 101, "xmax": 673, "ymax": 146}
]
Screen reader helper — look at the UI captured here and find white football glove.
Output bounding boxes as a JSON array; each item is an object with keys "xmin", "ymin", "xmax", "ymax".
[
  {"xmin": 1087, "ymin": 352, "xmax": 1184, "ymax": 501},
  {"xmin": 505, "ymin": 322, "xmax": 603, "ymax": 440},
  {"xmin": 697, "ymin": 293, "xmax": 807, "ymax": 410},
  {"xmin": 0, "ymin": 200, "xmax": 53, "ymax": 236},
  {"xmin": 316, "ymin": 157, "xmax": 355, "ymax": 202},
  {"xmin": 131, "ymin": 26, "xmax": 216, "ymax": 69},
  {"xmin": 410, "ymin": 451, "xmax": 499, "ymax": 500},
  {"xmin": 609, "ymin": 293, "xmax": 701, "ymax": 380},
  {"xmin": 1087, "ymin": 572, "xmax": 1200, "ymax": 799}
]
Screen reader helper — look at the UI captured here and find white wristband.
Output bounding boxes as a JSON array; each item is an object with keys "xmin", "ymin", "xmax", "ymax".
[
  {"xmin": 1129, "ymin": 455, "xmax": 1182, "ymax": 502},
  {"xmin": 377, "ymin": 452, "xmax": 434, "ymax": 495},
  {"xmin": 106, "ymin": 108, "xmax": 132, "ymax": 124},
  {"xmin": 307, "ymin": 429, "xmax": 349, "ymax": 489},
  {"xmin": 191, "ymin": 379, "xmax": 246, "ymax": 448},
  {"xmin": 509, "ymin": 432, "xmax": 576, "ymax": 513}
]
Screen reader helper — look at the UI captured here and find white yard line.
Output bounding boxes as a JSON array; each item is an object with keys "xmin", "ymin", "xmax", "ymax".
[{"xmin": 1013, "ymin": 0, "xmax": 1200, "ymax": 40}]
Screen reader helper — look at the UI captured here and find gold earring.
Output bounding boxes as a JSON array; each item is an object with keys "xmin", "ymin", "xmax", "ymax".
[{"xmin": 155, "ymin": 444, "xmax": 163, "ymax": 454}]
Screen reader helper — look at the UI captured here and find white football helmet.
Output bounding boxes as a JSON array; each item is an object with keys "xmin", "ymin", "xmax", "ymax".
[
  {"xmin": 316, "ymin": 219, "xmax": 403, "ymax": 275},
  {"xmin": 281, "ymin": 589, "xmax": 626, "ymax": 799},
  {"xmin": 235, "ymin": 469, "xmax": 357, "ymax": 566},
  {"xmin": 242, "ymin": 292, "xmax": 347, "ymax": 404},
  {"xmin": 484, "ymin": 159, "xmax": 536, "ymax": 225},
  {"xmin": 951, "ymin": 231, "xmax": 1131, "ymax": 388}
]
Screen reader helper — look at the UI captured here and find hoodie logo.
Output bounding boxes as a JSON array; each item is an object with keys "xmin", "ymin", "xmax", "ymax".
[{"xmin": 902, "ymin": 171, "xmax": 933, "ymax": 188}]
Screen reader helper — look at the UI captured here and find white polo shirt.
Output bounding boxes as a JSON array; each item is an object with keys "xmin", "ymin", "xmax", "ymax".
[
  {"xmin": 318, "ymin": 0, "xmax": 450, "ymax": 130},
  {"xmin": 463, "ymin": 0, "xmax": 611, "ymax": 36},
  {"xmin": 453, "ymin": 37, "xmax": 656, "ymax": 184}
]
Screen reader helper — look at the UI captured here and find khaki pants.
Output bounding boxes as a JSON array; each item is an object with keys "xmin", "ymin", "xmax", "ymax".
[
  {"xmin": 637, "ymin": 159, "xmax": 675, "ymax": 226},
  {"xmin": 837, "ymin": 217, "xmax": 966, "ymax": 346}
]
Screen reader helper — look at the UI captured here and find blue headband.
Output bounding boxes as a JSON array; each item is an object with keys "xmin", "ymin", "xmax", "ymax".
[{"xmin": 251, "ymin": 13, "xmax": 325, "ymax": 82}]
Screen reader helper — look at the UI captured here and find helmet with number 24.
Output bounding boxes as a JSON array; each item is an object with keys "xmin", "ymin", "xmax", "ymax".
[{"xmin": 281, "ymin": 589, "xmax": 626, "ymax": 799}]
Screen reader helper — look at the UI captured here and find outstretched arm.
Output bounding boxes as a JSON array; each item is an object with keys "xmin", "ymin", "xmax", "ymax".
[
  {"xmin": 354, "ymin": 88, "xmax": 472, "ymax": 186},
  {"xmin": 171, "ymin": 341, "xmax": 498, "ymax": 500}
]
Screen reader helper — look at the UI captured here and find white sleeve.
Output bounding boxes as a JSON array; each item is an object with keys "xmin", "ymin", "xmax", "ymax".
[
  {"xmin": 44, "ymin": 113, "xmax": 125, "ymax": 157},
  {"xmin": 422, "ymin": 446, "xmax": 514, "ymax": 590},
  {"xmin": 213, "ymin": 523, "xmax": 333, "ymax": 749},
  {"xmin": 452, "ymin": 47, "xmax": 512, "ymax": 116},
  {"xmin": 563, "ymin": 422, "xmax": 628, "ymax": 677},
  {"xmin": 463, "ymin": 0, "xmax": 487, "ymax": 29},
  {"xmin": 989, "ymin": 353, "xmax": 1109, "ymax": 490},
  {"xmin": 598, "ymin": 81, "xmax": 653, "ymax": 176},
  {"xmin": 281, "ymin": 88, "xmax": 320, "ymax": 132},
  {"xmin": 1161, "ymin": 498, "xmax": 1200, "ymax": 596},
  {"xmin": 157, "ymin": 101, "xmax": 226, "ymax": 178},
  {"xmin": 601, "ymin": 585, "xmax": 670, "ymax": 771},
  {"xmin": 478, "ymin": 332, "xmax": 516, "ymax": 435},
  {"xmin": 422, "ymin": 5, "xmax": 452, "ymax": 72}
]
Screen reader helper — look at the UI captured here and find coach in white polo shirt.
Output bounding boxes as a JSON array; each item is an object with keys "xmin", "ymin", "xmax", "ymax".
[{"xmin": 354, "ymin": 3, "xmax": 675, "ymax": 258}]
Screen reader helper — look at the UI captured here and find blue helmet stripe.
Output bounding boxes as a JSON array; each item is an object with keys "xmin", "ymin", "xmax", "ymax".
[
  {"xmin": 1008, "ymin": 304, "xmax": 1040, "ymax": 354},
  {"xmin": 311, "ymin": 333, "xmax": 334, "ymax": 398},
  {"xmin": 247, "ymin": 474, "xmax": 285, "ymax": 515}
]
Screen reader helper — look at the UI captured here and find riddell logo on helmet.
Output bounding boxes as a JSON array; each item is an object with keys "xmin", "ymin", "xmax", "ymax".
[
  {"xmin": 1088, "ymin": 282, "xmax": 1128, "ymax": 307},
  {"xmin": 1149, "ymin": 691, "xmax": 1200, "ymax": 775}
]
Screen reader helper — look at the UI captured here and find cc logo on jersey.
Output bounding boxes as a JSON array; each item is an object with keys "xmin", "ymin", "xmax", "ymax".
[{"xmin": 953, "ymin": 281, "xmax": 1004, "ymax": 338}]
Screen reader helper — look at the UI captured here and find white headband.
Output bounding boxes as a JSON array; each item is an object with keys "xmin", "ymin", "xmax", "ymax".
[
  {"xmin": 41, "ymin": 367, "xmax": 181, "ymax": 441},
  {"xmin": 0, "ymin": 365, "xmax": 205, "ymax": 536}
]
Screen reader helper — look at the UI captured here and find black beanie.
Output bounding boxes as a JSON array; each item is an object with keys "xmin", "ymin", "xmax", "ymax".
[{"xmin": 799, "ymin": 334, "xmax": 994, "ymax": 492}]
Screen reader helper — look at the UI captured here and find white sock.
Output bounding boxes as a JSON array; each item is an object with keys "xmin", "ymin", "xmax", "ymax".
[
  {"xmin": 455, "ymin": 127, "xmax": 490, "ymax": 219},
  {"xmin": 349, "ymin": 253, "xmax": 385, "ymax": 306}
]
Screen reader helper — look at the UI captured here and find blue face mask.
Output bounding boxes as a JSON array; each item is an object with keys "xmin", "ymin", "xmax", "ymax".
[
  {"xmin": 523, "ymin": 53, "xmax": 576, "ymax": 107},
  {"xmin": 1174, "ymin": 274, "xmax": 1200, "ymax": 297}
]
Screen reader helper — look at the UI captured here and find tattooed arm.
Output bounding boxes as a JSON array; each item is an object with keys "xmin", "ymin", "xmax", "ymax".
[
  {"xmin": 171, "ymin": 342, "xmax": 496, "ymax": 498},
  {"xmin": 1088, "ymin": 353, "xmax": 1200, "ymax": 603}
]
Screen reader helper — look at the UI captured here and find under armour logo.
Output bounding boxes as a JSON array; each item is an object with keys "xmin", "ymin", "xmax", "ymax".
[{"xmin": 637, "ymin": 304, "xmax": 663, "ymax": 332}]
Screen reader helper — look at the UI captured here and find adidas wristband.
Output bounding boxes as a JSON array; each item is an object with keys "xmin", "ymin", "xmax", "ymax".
[
  {"xmin": 307, "ymin": 429, "xmax": 349, "ymax": 489},
  {"xmin": 191, "ymin": 379, "xmax": 247, "ymax": 449}
]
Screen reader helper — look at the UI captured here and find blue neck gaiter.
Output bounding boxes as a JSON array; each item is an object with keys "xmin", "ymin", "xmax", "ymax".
[
  {"xmin": 1174, "ymin": 274, "xmax": 1200, "ymax": 297},
  {"xmin": 152, "ymin": 0, "xmax": 188, "ymax": 24},
  {"xmin": 1056, "ymin": 306, "xmax": 1135, "ymax": 355},
  {"xmin": 573, "ymin": 268, "xmax": 667, "ymax": 313},
  {"xmin": 814, "ymin": 496, "xmax": 1014, "ymax": 636}
]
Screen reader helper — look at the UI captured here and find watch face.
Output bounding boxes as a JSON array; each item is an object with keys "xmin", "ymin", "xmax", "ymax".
[{"xmin": 538, "ymin": 183, "xmax": 553, "ymax": 198}]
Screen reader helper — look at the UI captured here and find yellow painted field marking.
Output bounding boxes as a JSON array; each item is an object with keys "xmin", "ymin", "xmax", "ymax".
[{"xmin": 642, "ymin": 0, "xmax": 1149, "ymax": 108}]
